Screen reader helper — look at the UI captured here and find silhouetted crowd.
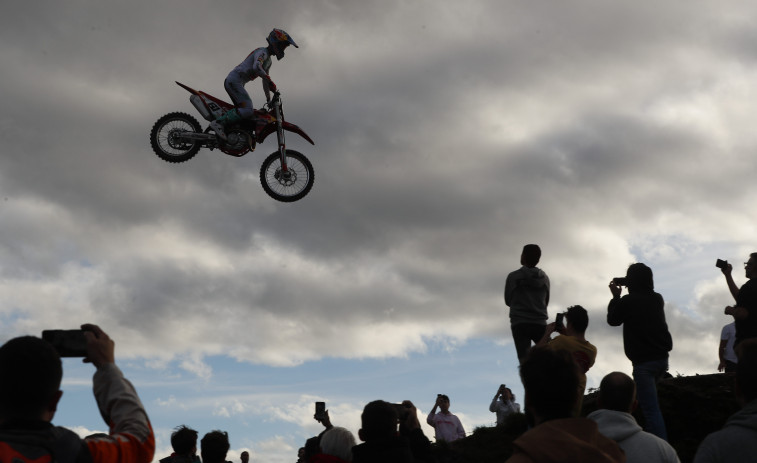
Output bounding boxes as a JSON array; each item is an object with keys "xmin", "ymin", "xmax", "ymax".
[{"xmin": 1, "ymin": 249, "xmax": 756, "ymax": 462}]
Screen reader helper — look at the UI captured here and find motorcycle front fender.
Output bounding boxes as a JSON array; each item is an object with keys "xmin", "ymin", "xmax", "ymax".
[{"xmin": 257, "ymin": 121, "xmax": 315, "ymax": 145}]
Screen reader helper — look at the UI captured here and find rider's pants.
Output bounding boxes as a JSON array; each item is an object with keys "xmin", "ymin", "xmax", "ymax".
[{"xmin": 224, "ymin": 71, "xmax": 255, "ymax": 119}]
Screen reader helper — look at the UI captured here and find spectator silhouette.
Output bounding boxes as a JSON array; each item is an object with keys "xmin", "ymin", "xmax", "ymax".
[
  {"xmin": 0, "ymin": 324, "xmax": 154, "ymax": 463},
  {"xmin": 240, "ymin": 450, "xmax": 249, "ymax": 463},
  {"xmin": 303, "ymin": 407, "xmax": 335, "ymax": 462},
  {"xmin": 490, "ymin": 384, "xmax": 521, "ymax": 426},
  {"xmin": 352, "ymin": 400, "xmax": 432, "ymax": 463},
  {"xmin": 694, "ymin": 338, "xmax": 757, "ymax": 462},
  {"xmin": 160, "ymin": 425, "xmax": 200, "ymax": 463},
  {"xmin": 720, "ymin": 253, "xmax": 757, "ymax": 346},
  {"xmin": 201, "ymin": 431, "xmax": 231, "ymax": 463},
  {"xmin": 506, "ymin": 347, "xmax": 624, "ymax": 463},
  {"xmin": 310, "ymin": 427, "xmax": 356, "ymax": 463},
  {"xmin": 537, "ymin": 305, "xmax": 597, "ymax": 416},
  {"xmin": 426, "ymin": 394, "xmax": 465, "ymax": 442},
  {"xmin": 608, "ymin": 263, "xmax": 673, "ymax": 441},
  {"xmin": 505, "ymin": 244, "xmax": 551, "ymax": 363},
  {"xmin": 718, "ymin": 320, "xmax": 737, "ymax": 373},
  {"xmin": 588, "ymin": 372, "xmax": 680, "ymax": 463}
]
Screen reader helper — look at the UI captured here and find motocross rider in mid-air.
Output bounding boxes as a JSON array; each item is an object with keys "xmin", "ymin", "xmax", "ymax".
[{"xmin": 210, "ymin": 28, "xmax": 298, "ymax": 142}]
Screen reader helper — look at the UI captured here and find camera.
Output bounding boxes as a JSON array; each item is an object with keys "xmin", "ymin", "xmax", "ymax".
[
  {"xmin": 716, "ymin": 259, "xmax": 729, "ymax": 270},
  {"xmin": 612, "ymin": 277, "xmax": 628, "ymax": 286},
  {"xmin": 42, "ymin": 329, "xmax": 88, "ymax": 357},
  {"xmin": 555, "ymin": 313, "xmax": 565, "ymax": 330}
]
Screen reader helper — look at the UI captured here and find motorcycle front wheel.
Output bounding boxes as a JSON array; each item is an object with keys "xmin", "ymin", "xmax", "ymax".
[
  {"xmin": 150, "ymin": 112, "xmax": 202, "ymax": 163},
  {"xmin": 260, "ymin": 149, "xmax": 315, "ymax": 202}
]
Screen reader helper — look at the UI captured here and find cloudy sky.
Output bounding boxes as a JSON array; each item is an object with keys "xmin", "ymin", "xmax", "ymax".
[{"xmin": 2, "ymin": 0, "xmax": 757, "ymax": 461}]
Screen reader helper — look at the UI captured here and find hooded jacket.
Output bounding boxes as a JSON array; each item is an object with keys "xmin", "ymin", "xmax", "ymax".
[
  {"xmin": 693, "ymin": 399, "xmax": 757, "ymax": 462},
  {"xmin": 607, "ymin": 290, "xmax": 672, "ymax": 364},
  {"xmin": 506, "ymin": 418, "xmax": 625, "ymax": 463},
  {"xmin": 587, "ymin": 409, "xmax": 679, "ymax": 463},
  {"xmin": 505, "ymin": 266, "xmax": 550, "ymax": 325}
]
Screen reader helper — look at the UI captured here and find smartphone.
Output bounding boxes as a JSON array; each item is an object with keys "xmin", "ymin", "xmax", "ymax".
[
  {"xmin": 612, "ymin": 277, "xmax": 628, "ymax": 286},
  {"xmin": 392, "ymin": 402, "xmax": 410, "ymax": 420},
  {"xmin": 315, "ymin": 401, "xmax": 326, "ymax": 420},
  {"xmin": 555, "ymin": 313, "xmax": 565, "ymax": 330},
  {"xmin": 42, "ymin": 329, "xmax": 88, "ymax": 357}
]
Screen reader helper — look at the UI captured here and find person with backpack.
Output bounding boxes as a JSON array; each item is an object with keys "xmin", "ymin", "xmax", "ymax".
[{"xmin": 0, "ymin": 324, "xmax": 155, "ymax": 463}]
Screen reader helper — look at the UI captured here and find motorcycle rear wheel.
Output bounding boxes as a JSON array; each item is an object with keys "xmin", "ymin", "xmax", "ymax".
[
  {"xmin": 150, "ymin": 112, "xmax": 202, "ymax": 163},
  {"xmin": 260, "ymin": 149, "xmax": 315, "ymax": 202}
]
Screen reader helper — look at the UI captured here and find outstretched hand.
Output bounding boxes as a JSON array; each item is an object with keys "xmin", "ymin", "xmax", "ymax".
[
  {"xmin": 720, "ymin": 262, "xmax": 733, "ymax": 276},
  {"xmin": 81, "ymin": 324, "xmax": 115, "ymax": 368},
  {"xmin": 314, "ymin": 409, "xmax": 332, "ymax": 429}
]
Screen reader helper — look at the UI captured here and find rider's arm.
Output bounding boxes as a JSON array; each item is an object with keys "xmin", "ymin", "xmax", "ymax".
[
  {"xmin": 262, "ymin": 79, "xmax": 272, "ymax": 103},
  {"xmin": 251, "ymin": 49, "xmax": 273, "ymax": 102}
]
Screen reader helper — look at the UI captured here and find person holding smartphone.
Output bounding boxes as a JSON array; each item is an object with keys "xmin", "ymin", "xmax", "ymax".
[
  {"xmin": 0, "ymin": 324, "xmax": 154, "ymax": 463},
  {"xmin": 537, "ymin": 305, "xmax": 597, "ymax": 417},
  {"xmin": 608, "ymin": 263, "xmax": 672, "ymax": 441},
  {"xmin": 720, "ymin": 253, "xmax": 757, "ymax": 346},
  {"xmin": 426, "ymin": 394, "xmax": 465, "ymax": 442},
  {"xmin": 489, "ymin": 385, "xmax": 521, "ymax": 426}
]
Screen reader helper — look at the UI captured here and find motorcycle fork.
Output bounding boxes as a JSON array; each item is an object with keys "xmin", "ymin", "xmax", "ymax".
[{"xmin": 274, "ymin": 103, "xmax": 288, "ymax": 171}]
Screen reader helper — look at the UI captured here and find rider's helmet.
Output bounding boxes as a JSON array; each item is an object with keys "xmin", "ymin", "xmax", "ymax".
[{"xmin": 267, "ymin": 28, "xmax": 298, "ymax": 60}]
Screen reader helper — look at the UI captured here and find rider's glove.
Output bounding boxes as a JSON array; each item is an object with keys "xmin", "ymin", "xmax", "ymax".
[{"xmin": 266, "ymin": 76, "xmax": 277, "ymax": 92}]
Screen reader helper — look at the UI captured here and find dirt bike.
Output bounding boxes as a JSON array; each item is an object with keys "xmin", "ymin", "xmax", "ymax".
[{"xmin": 150, "ymin": 81, "xmax": 315, "ymax": 202}]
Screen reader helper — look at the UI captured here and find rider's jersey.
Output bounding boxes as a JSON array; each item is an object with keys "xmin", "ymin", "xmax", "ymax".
[{"xmin": 231, "ymin": 47, "xmax": 272, "ymax": 83}]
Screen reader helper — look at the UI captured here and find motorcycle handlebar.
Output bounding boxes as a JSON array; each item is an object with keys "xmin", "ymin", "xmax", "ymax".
[{"xmin": 267, "ymin": 90, "xmax": 281, "ymax": 105}]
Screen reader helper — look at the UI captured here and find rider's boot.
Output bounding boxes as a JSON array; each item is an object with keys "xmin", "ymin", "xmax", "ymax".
[{"xmin": 210, "ymin": 109, "xmax": 242, "ymax": 142}]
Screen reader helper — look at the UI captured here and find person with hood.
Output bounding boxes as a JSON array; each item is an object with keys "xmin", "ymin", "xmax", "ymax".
[
  {"xmin": 588, "ymin": 372, "xmax": 680, "ymax": 463},
  {"xmin": 505, "ymin": 244, "xmax": 551, "ymax": 363},
  {"xmin": 694, "ymin": 339, "xmax": 757, "ymax": 462},
  {"xmin": 506, "ymin": 347, "xmax": 624, "ymax": 463},
  {"xmin": 608, "ymin": 263, "xmax": 673, "ymax": 441}
]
